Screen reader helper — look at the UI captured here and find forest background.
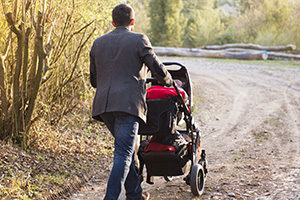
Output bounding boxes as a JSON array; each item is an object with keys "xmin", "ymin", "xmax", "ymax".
[{"xmin": 0, "ymin": 0, "xmax": 299, "ymax": 199}]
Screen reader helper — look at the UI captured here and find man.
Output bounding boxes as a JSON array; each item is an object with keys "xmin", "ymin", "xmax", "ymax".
[{"xmin": 89, "ymin": 4, "xmax": 173, "ymax": 200}]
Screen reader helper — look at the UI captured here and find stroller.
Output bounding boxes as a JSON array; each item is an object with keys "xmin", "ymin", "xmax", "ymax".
[{"xmin": 138, "ymin": 62, "xmax": 208, "ymax": 196}]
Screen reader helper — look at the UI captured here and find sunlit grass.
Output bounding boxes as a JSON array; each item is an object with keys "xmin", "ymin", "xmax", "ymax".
[{"xmin": 0, "ymin": 102, "xmax": 114, "ymax": 199}]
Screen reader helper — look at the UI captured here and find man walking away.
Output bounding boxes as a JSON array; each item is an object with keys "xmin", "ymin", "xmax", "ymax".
[{"xmin": 89, "ymin": 4, "xmax": 173, "ymax": 200}]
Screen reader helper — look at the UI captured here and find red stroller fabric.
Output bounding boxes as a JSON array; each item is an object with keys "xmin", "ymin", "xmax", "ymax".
[
  {"xmin": 146, "ymin": 85, "xmax": 186, "ymax": 100},
  {"xmin": 144, "ymin": 142, "xmax": 176, "ymax": 152}
]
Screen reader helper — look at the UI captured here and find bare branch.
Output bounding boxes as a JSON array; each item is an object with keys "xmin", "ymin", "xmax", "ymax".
[
  {"xmin": 13, "ymin": 0, "xmax": 19, "ymax": 21},
  {"xmin": 50, "ymin": 20, "xmax": 94, "ymax": 66},
  {"xmin": 41, "ymin": 72, "xmax": 53, "ymax": 84},
  {"xmin": 25, "ymin": 1, "xmax": 31, "ymax": 12},
  {"xmin": 5, "ymin": 13, "xmax": 21, "ymax": 35},
  {"xmin": 73, "ymin": 20, "xmax": 94, "ymax": 35},
  {"xmin": 50, "ymin": 14, "xmax": 71, "ymax": 64},
  {"xmin": 61, "ymin": 27, "xmax": 95, "ymax": 89},
  {"xmin": 0, "ymin": 0, "xmax": 7, "ymax": 15},
  {"xmin": 2, "ymin": 31, "xmax": 12, "ymax": 60},
  {"xmin": 30, "ymin": 1, "xmax": 36, "ymax": 30}
]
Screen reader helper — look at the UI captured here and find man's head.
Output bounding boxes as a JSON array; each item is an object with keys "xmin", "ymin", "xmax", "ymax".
[{"xmin": 112, "ymin": 4, "xmax": 135, "ymax": 28}]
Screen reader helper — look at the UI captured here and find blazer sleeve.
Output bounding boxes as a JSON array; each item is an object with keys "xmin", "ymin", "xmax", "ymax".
[
  {"xmin": 137, "ymin": 34, "xmax": 173, "ymax": 87},
  {"xmin": 89, "ymin": 44, "xmax": 97, "ymax": 88}
]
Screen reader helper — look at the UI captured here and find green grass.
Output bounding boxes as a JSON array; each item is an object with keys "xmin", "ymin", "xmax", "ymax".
[
  {"xmin": 253, "ymin": 132, "xmax": 271, "ymax": 141},
  {"xmin": 264, "ymin": 118, "xmax": 281, "ymax": 127}
]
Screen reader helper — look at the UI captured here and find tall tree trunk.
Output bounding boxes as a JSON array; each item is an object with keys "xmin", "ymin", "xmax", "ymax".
[
  {"xmin": 5, "ymin": 12, "xmax": 25, "ymax": 142},
  {"xmin": 0, "ymin": 57, "xmax": 8, "ymax": 138},
  {"xmin": 0, "ymin": 32, "xmax": 11, "ymax": 139},
  {"xmin": 25, "ymin": 12, "xmax": 45, "ymax": 127}
]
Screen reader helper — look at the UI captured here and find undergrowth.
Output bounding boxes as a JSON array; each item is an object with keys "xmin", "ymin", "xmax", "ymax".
[{"xmin": 0, "ymin": 101, "xmax": 113, "ymax": 200}]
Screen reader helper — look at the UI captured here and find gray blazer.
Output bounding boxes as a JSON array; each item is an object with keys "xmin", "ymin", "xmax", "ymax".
[{"xmin": 90, "ymin": 26, "xmax": 173, "ymax": 122}]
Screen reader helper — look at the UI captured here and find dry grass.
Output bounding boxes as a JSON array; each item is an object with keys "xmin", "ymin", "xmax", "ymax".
[{"xmin": 0, "ymin": 101, "xmax": 113, "ymax": 200}]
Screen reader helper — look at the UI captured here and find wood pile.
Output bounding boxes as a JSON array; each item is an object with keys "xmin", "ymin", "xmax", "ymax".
[{"xmin": 154, "ymin": 44, "xmax": 300, "ymax": 60}]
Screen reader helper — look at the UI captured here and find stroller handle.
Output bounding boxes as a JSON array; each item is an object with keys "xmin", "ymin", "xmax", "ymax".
[
  {"xmin": 173, "ymin": 82, "xmax": 191, "ymax": 117},
  {"xmin": 163, "ymin": 62, "xmax": 186, "ymax": 70},
  {"xmin": 146, "ymin": 77, "xmax": 157, "ymax": 84}
]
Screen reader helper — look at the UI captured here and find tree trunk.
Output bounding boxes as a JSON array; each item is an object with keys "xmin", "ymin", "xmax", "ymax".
[
  {"xmin": 6, "ymin": 12, "xmax": 25, "ymax": 142},
  {"xmin": 25, "ymin": 12, "xmax": 45, "ymax": 127},
  {"xmin": 224, "ymin": 48, "xmax": 300, "ymax": 60},
  {"xmin": 202, "ymin": 43, "xmax": 296, "ymax": 52},
  {"xmin": 153, "ymin": 47, "xmax": 268, "ymax": 60},
  {"xmin": 267, "ymin": 52, "xmax": 300, "ymax": 60},
  {"xmin": 0, "ymin": 57, "xmax": 8, "ymax": 138}
]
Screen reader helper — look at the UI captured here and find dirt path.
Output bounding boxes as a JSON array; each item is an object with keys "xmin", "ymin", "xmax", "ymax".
[{"xmin": 68, "ymin": 58, "xmax": 300, "ymax": 200}]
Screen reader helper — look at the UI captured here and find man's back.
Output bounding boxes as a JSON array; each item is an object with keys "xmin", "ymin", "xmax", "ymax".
[{"xmin": 90, "ymin": 26, "xmax": 172, "ymax": 122}]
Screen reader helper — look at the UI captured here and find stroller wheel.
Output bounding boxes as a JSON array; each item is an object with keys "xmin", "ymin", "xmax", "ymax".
[
  {"xmin": 190, "ymin": 164, "xmax": 205, "ymax": 196},
  {"xmin": 163, "ymin": 176, "xmax": 173, "ymax": 182}
]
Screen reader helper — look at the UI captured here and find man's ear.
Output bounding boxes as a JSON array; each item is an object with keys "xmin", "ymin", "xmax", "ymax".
[
  {"xmin": 130, "ymin": 19, "xmax": 134, "ymax": 26},
  {"xmin": 112, "ymin": 21, "xmax": 117, "ymax": 27}
]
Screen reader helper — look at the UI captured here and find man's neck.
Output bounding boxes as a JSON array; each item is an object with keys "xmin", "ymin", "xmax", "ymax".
[
  {"xmin": 116, "ymin": 25, "xmax": 133, "ymax": 31},
  {"xmin": 117, "ymin": 26, "xmax": 129, "ymax": 29}
]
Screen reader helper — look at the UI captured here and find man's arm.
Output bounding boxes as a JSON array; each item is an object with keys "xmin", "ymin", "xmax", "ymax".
[
  {"xmin": 138, "ymin": 34, "xmax": 173, "ymax": 87},
  {"xmin": 89, "ymin": 46, "xmax": 97, "ymax": 88}
]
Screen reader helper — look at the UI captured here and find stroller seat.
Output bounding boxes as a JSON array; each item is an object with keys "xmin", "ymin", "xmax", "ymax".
[{"xmin": 139, "ymin": 97, "xmax": 178, "ymax": 136}]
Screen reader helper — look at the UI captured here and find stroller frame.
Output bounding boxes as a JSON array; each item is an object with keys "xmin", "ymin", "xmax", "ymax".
[{"xmin": 138, "ymin": 62, "xmax": 208, "ymax": 196}]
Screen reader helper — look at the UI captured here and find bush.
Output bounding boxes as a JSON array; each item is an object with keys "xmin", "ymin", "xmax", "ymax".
[
  {"xmin": 183, "ymin": 6, "xmax": 225, "ymax": 47},
  {"xmin": 0, "ymin": 0, "xmax": 117, "ymax": 148},
  {"xmin": 227, "ymin": 0, "xmax": 296, "ymax": 45}
]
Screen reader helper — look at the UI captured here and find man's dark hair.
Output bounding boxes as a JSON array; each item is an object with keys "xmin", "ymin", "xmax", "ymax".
[{"xmin": 112, "ymin": 4, "xmax": 134, "ymax": 27}]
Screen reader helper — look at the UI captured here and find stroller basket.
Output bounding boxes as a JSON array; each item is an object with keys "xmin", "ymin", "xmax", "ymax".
[{"xmin": 140, "ymin": 150, "xmax": 191, "ymax": 176}]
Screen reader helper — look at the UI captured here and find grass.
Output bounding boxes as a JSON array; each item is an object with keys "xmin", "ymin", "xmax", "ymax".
[
  {"xmin": 253, "ymin": 132, "xmax": 271, "ymax": 141},
  {"xmin": 231, "ymin": 149, "xmax": 248, "ymax": 162},
  {"xmin": 263, "ymin": 118, "xmax": 281, "ymax": 128}
]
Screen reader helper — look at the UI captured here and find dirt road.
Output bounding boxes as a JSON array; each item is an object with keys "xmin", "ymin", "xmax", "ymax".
[{"xmin": 69, "ymin": 58, "xmax": 300, "ymax": 200}]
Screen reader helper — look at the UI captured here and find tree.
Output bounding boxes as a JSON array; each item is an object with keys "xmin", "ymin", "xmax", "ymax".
[
  {"xmin": 129, "ymin": 0, "xmax": 150, "ymax": 34},
  {"xmin": 228, "ymin": 0, "xmax": 294, "ymax": 45},
  {"xmin": 0, "ymin": 0, "xmax": 49, "ymax": 147},
  {"xmin": 148, "ymin": 0, "xmax": 183, "ymax": 47},
  {"xmin": 182, "ymin": 0, "xmax": 225, "ymax": 47}
]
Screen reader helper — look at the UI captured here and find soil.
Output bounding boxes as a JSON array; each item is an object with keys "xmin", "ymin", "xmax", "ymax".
[{"xmin": 67, "ymin": 57, "xmax": 300, "ymax": 200}]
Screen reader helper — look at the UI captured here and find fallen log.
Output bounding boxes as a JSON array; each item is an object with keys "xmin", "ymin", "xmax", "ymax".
[
  {"xmin": 224, "ymin": 48, "xmax": 300, "ymax": 60},
  {"xmin": 202, "ymin": 43, "xmax": 296, "ymax": 52},
  {"xmin": 267, "ymin": 52, "xmax": 300, "ymax": 60},
  {"xmin": 154, "ymin": 47, "xmax": 268, "ymax": 60}
]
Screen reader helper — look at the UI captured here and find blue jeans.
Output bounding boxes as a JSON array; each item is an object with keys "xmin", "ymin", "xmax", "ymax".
[{"xmin": 101, "ymin": 112, "xmax": 142, "ymax": 200}]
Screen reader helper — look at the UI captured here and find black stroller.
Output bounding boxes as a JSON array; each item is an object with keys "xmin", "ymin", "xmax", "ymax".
[{"xmin": 138, "ymin": 62, "xmax": 208, "ymax": 196}]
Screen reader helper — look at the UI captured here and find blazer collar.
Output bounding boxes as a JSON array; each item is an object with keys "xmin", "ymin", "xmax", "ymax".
[{"xmin": 113, "ymin": 26, "xmax": 130, "ymax": 33}]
